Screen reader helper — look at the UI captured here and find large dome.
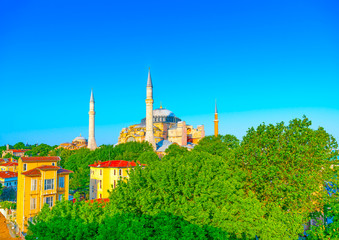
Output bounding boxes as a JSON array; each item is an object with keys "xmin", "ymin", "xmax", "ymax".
[
  {"xmin": 153, "ymin": 108, "xmax": 175, "ymax": 117},
  {"xmin": 73, "ymin": 134, "xmax": 87, "ymax": 143},
  {"xmin": 141, "ymin": 107, "xmax": 181, "ymax": 124}
]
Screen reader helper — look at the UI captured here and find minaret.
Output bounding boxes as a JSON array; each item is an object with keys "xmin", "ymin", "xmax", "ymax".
[
  {"xmin": 145, "ymin": 68, "xmax": 156, "ymax": 148},
  {"xmin": 214, "ymin": 100, "xmax": 219, "ymax": 137},
  {"xmin": 88, "ymin": 89, "xmax": 97, "ymax": 150}
]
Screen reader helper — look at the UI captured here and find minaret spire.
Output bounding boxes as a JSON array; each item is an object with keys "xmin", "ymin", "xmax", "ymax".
[
  {"xmin": 145, "ymin": 68, "xmax": 156, "ymax": 149},
  {"xmin": 214, "ymin": 99, "xmax": 219, "ymax": 137},
  {"xmin": 88, "ymin": 89, "xmax": 97, "ymax": 150}
]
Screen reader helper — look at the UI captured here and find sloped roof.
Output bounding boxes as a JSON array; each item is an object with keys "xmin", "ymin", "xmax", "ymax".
[
  {"xmin": 89, "ymin": 160, "xmax": 137, "ymax": 168},
  {"xmin": 156, "ymin": 140, "xmax": 173, "ymax": 152},
  {"xmin": 0, "ymin": 162, "xmax": 18, "ymax": 167},
  {"xmin": 21, "ymin": 156, "xmax": 60, "ymax": 162},
  {"xmin": 9, "ymin": 149, "xmax": 29, "ymax": 153},
  {"xmin": 0, "ymin": 171, "xmax": 18, "ymax": 179},
  {"xmin": 57, "ymin": 168, "xmax": 74, "ymax": 174},
  {"xmin": 22, "ymin": 165, "xmax": 73, "ymax": 176}
]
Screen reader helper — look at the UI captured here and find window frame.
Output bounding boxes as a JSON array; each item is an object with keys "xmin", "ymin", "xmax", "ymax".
[
  {"xmin": 44, "ymin": 196, "xmax": 53, "ymax": 207},
  {"xmin": 31, "ymin": 179, "xmax": 37, "ymax": 191},
  {"xmin": 59, "ymin": 176, "xmax": 65, "ymax": 188},
  {"xmin": 44, "ymin": 179, "xmax": 54, "ymax": 191}
]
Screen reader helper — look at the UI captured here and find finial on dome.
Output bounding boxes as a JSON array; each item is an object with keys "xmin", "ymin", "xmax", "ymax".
[
  {"xmin": 90, "ymin": 89, "xmax": 94, "ymax": 102},
  {"xmin": 80, "ymin": 133, "xmax": 82, "ymax": 137},
  {"xmin": 160, "ymin": 101, "xmax": 163, "ymax": 109},
  {"xmin": 147, "ymin": 68, "xmax": 152, "ymax": 87}
]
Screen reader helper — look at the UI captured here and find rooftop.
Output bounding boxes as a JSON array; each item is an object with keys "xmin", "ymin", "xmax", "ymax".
[
  {"xmin": 22, "ymin": 165, "xmax": 73, "ymax": 176},
  {"xmin": 21, "ymin": 156, "xmax": 60, "ymax": 162},
  {"xmin": 0, "ymin": 171, "xmax": 18, "ymax": 179},
  {"xmin": 89, "ymin": 160, "xmax": 137, "ymax": 168},
  {"xmin": 0, "ymin": 162, "xmax": 18, "ymax": 167}
]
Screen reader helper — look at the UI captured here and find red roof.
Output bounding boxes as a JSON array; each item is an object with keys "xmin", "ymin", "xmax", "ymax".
[
  {"xmin": 22, "ymin": 165, "xmax": 73, "ymax": 176},
  {"xmin": 21, "ymin": 156, "xmax": 60, "ymax": 162},
  {"xmin": 10, "ymin": 149, "xmax": 29, "ymax": 153},
  {"xmin": 0, "ymin": 171, "xmax": 18, "ymax": 179},
  {"xmin": 0, "ymin": 162, "xmax": 18, "ymax": 167},
  {"xmin": 89, "ymin": 160, "xmax": 137, "ymax": 168}
]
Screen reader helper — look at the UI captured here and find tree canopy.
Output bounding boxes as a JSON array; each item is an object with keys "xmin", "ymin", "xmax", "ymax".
[{"xmin": 26, "ymin": 116, "xmax": 339, "ymax": 239}]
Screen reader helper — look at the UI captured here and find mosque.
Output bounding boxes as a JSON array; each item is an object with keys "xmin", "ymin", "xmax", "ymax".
[
  {"xmin": 58, "ymin": 68, "xmax": 219, "ymax": 153},
  {"xmin": 118, "ymin": 69, "xmax": 206, "ymax": 154}
]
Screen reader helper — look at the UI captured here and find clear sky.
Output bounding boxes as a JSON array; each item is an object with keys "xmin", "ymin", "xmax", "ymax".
[{"xmin": 0, "ymin": 0, "xmax": 338, "ymax": 146}]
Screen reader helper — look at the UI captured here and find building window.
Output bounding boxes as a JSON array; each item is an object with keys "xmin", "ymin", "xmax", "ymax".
[
  {"xmin": 30, "ymin": 198, "xmax": 36, "ymax": 210},
  {"xmin": 100, "ymin": 169, "xmax": 102, "ymax": 176},
  {"xmin": 44, "ymin": 196, "xmax": 53, "ymax": 207},
  {"xmin": 114, "ymin": 180, "xmax": 116, "ymax": 188},
  {"xmin": 114, "ymin": 169, "xmax": 116, "ymax": 175},
  {"xmin": 99, "ymin": 194, "xmax": 102, "ymax": 198},
  {"xmin": 99, "ymin": 180, "xmax": 102, "ymax": 190},
  {"xmin": 58, "ymin": 194, "xmax": 63, "ymax": 201},
  {"xmin": 23, "ymin": 164, "xmax": 27, "ymax": 171},
  {"xmin": 59, "ymin": 177, "xmax": 65, "ymax": 188},
  {"xmin": 44, "ymin": 179, "xmax": 54, "ymax": 190},
  {"xmin": 52, "ymin": 162, "xmax": 55, "ymax": 166},
  {"xmin": 119, "ymin": 169, "xmax": 122, "ymax": 176},
  {"xmin": 92, "ymin": 186, "xmax": 94, "ymax": 193},
  {"xmin": 31, "ymin": 179, "xmax": 37, "ymax": 191}
]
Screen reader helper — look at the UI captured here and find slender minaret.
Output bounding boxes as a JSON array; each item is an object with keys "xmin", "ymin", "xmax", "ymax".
[
  {"xmin": 145, "ymin": 68, "xmax": 156, "ymax": 148},
  {"xmin": 88, "ymin": 89, "xmax": 97, "ymax": 150},
  {"xmin": 214, "ymin": 100, "xmax": 219, "ymax": 137}
]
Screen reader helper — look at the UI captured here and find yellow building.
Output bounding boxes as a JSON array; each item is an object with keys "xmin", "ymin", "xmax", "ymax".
[
  {"xmin": 89, "ymin": 160, "xmax": 137, "ymax": 200},
  {"xmin": 0, "ymin": 161, "xmax": 18, "ymax": 172},
  {"xmin": 57, "ymin": 134, "xmax": 88, "ymax": 150},
  {"xmin": 16, "ymin": 156, "xmax": 73, "ymax": 233},
  {"xmin": 118, "ymin": 69, "xmax": 205, "ymax": 152}
]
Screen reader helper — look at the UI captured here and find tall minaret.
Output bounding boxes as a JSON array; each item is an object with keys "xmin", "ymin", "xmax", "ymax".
[
  {"xmin": 88, "ymin": 89, "xmax": 97, "ymax": 150},
  {"xmin": 214, "ymin": 100, "xmax": 219, "ymax": 137},
  {"xmin": 145, "ymin": 68, "xmax": 156, "ymax": 148}
]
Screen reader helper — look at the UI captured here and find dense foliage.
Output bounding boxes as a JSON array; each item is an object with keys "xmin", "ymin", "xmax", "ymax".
[
  {"xmin": 27, "ymin": 197, "xmax": 228, "ymax": 240},
  {"xmin": 54, "ymin": 142, "xmax": 154, "ymax": 194},
  {"xmin": 25, "ymin": 143, "xmax": 57, "ymax": 156},
  {"xmin": 27, "ymin": 117, "xmax": 338, "ymax": 239},
  {"xmin": 0, "ymin": 201, "xmax": 16, "ymax": 209}
]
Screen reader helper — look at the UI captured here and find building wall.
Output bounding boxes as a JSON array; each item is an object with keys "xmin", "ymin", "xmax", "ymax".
[
  {"xmin": 90, "ymin": 167, "xmax": 130, "ymax": 200},
  {"xmin": 16, "ymin": 158, "xmax": 70, "ymax": 233}
]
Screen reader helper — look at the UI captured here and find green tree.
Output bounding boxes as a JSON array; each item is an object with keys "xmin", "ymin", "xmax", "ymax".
[
  {"xmin": 13, "ymin": 142, "xmax": 26, "ymax": 149},
  {"xmin": 163, "ymin": 143, "xmax": 189, "ymax": 159},
  {"xmin": 0, "ymin": 183, "xmax": 3, "ymax": 196},
  {"xmin": 2, "ymin": 153, "xmax": 14, "ymax": 159},
  {"xmin": 98, "ymin": 212, "xmax": 230, "ymax": 240},
  {"xmin": 109, "ymin": 150, "xmax": 299, "ymax": 239},
  {"xmin": 194, "ymin": 134, "xmax": 240, "ymax": 156},
  {"xmin": 25, "ymin": 143, "xmax": 56, "ymax": 156},
  {"xmin": 236, "ymin": 116, "xmax": 338, "ymax": 219},
  {"xmin": 137, "ymin": 151, "xmax": 159, "ymax": 165},
  {"xmin": 26, "ymin": 198, "xmax": 106, "ymax": 240}
]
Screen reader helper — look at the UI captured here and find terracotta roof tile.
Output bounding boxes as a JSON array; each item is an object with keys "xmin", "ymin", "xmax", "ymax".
[
  {"xmin": 0, "ymin": 162, "xmax": 18, "ymax": 167},
  {"xmin": 89, "ymin": 160, "xmax": 137, "ymax": 168},
  {"xmin": 36, "ymin": 165, "xmax": 60, "ymax": 171},
  {"xmin": 22, "ymin": 166, "xmax": 73, "ymax": 176},
  {"xmin": 0, "ymin": 171, "xmax": 18, "ymax": 179},
  {"xmin": 21, "ymin": 156, "xmax": 60, "ymax": 162},
  {"xmin": 10, "ymin": 149, "xmax": 29, "ymax": 153},
  {"xmin": 22, "ymin": 168, "xmax": 41, "ymax": 176}
]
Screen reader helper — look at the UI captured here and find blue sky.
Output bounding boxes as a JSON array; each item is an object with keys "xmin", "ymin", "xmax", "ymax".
[{"xmin": 0, "ymin": 0, "xmax": 338, "ymax": 146}]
